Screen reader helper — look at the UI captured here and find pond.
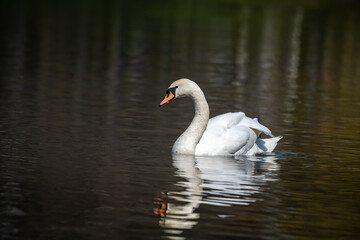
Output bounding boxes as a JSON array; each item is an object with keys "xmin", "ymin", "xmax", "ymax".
[{"xmin": 0, "ymin": 1, "xmax": 360, "ymax": 239}]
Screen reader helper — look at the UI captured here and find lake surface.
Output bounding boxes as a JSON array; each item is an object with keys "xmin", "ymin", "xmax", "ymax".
[{"xmin": 1, "ymin": 1, "xmax": 360, "ymax": 239}]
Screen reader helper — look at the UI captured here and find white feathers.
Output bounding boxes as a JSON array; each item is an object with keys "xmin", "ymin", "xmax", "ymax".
[
  {"xmin": 195, "ymin": 112, "xmax": 281, "ymax": 156},
  {"xmin": 162, "ymin": 79, "xmax": 282, "ymax": 156}
]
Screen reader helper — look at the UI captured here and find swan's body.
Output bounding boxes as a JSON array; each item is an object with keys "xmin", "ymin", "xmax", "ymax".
[{"xmin": 160, "ymin": 79, "xmax": 282, "ymax": 156}]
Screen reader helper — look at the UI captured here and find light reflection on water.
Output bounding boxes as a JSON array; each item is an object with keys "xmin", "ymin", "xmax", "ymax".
[{"xmin": 154, "ymin": 154, "xmax": 280, "ymax": 239}]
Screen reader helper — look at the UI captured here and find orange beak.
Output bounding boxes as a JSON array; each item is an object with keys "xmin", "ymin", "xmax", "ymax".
[{"xmin": 159, "ymin": 91, "xmax": 175, "ymax": 106}]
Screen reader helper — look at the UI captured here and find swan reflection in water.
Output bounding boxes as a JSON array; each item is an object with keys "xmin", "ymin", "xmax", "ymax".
[{"xmin": 154, "ymin": 154, "xmax": 280, "ymax": 239}]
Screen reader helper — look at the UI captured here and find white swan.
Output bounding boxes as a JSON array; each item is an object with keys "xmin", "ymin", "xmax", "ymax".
[{"xmin": 159, "ymin": 79, "xmax": 282, "ymax": 156}]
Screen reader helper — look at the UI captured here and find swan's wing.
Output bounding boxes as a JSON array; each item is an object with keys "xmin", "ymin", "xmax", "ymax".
[
  {"xmin": 207, "ymin": 112, "xmax": 246, "ymax": 129},
  {"xmin": 196, "ymin": 125, "xmax": 255, "ymax": 156},
  {"xmin": 197, "ymin": 112, "xmax": 254, "ymax": 156},
  {"xmin": 196, "ymin": 112, "xmax": 275, "ymax": 156},
  {"xmin": 238, "ymin": 116, "xmax": 274, "ymax": 137},
  {"xmin": 208, "ymin": 112, "xmax": 274, "ymax": 137}
]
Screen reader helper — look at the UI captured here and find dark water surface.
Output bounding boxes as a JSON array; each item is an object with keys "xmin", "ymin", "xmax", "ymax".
[{"xmin": 1, "ymin": 1, "xmax": 360, "ymax": 239}]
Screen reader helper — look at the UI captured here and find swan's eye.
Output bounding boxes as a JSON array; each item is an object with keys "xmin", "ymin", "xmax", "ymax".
[{"xmin": 166, "ymin": 87, "xmax": 177, "ymax": 98}]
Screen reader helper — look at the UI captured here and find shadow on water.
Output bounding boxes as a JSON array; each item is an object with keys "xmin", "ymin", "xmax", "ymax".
[{"xmin": 154, "ymin": 154, "xmax": 280, "ymax": 239}]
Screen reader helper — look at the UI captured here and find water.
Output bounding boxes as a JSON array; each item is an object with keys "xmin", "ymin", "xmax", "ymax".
[{"xmin": 1, "ymin": 0, "xmax": 360, "ymax": 239}]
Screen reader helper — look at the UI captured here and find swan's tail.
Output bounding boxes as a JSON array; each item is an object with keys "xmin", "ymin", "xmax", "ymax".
[{"xmin": 255, "ymin": 136, "xmax": 283, "ymax": 153}]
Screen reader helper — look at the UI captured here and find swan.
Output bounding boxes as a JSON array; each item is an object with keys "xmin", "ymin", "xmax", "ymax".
[{"xmin": 159, "ymin": 79, "xmax": 282, "ymax": 156}]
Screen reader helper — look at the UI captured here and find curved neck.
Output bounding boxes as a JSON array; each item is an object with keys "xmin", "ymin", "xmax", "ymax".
[{"xmin": 172, "ymin": 89, "xmax": 209, "ymax": 155}]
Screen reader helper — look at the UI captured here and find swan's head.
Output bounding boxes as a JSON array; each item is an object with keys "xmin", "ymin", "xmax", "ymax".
[{"xmin": 159, "ymin": 78, "xmax": 200, "ymax": 106}]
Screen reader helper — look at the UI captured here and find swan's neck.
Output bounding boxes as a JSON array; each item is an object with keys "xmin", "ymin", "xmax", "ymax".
[{"xmin": 172, "ymin": 90, "xmax": 209, "ymax": 155}]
